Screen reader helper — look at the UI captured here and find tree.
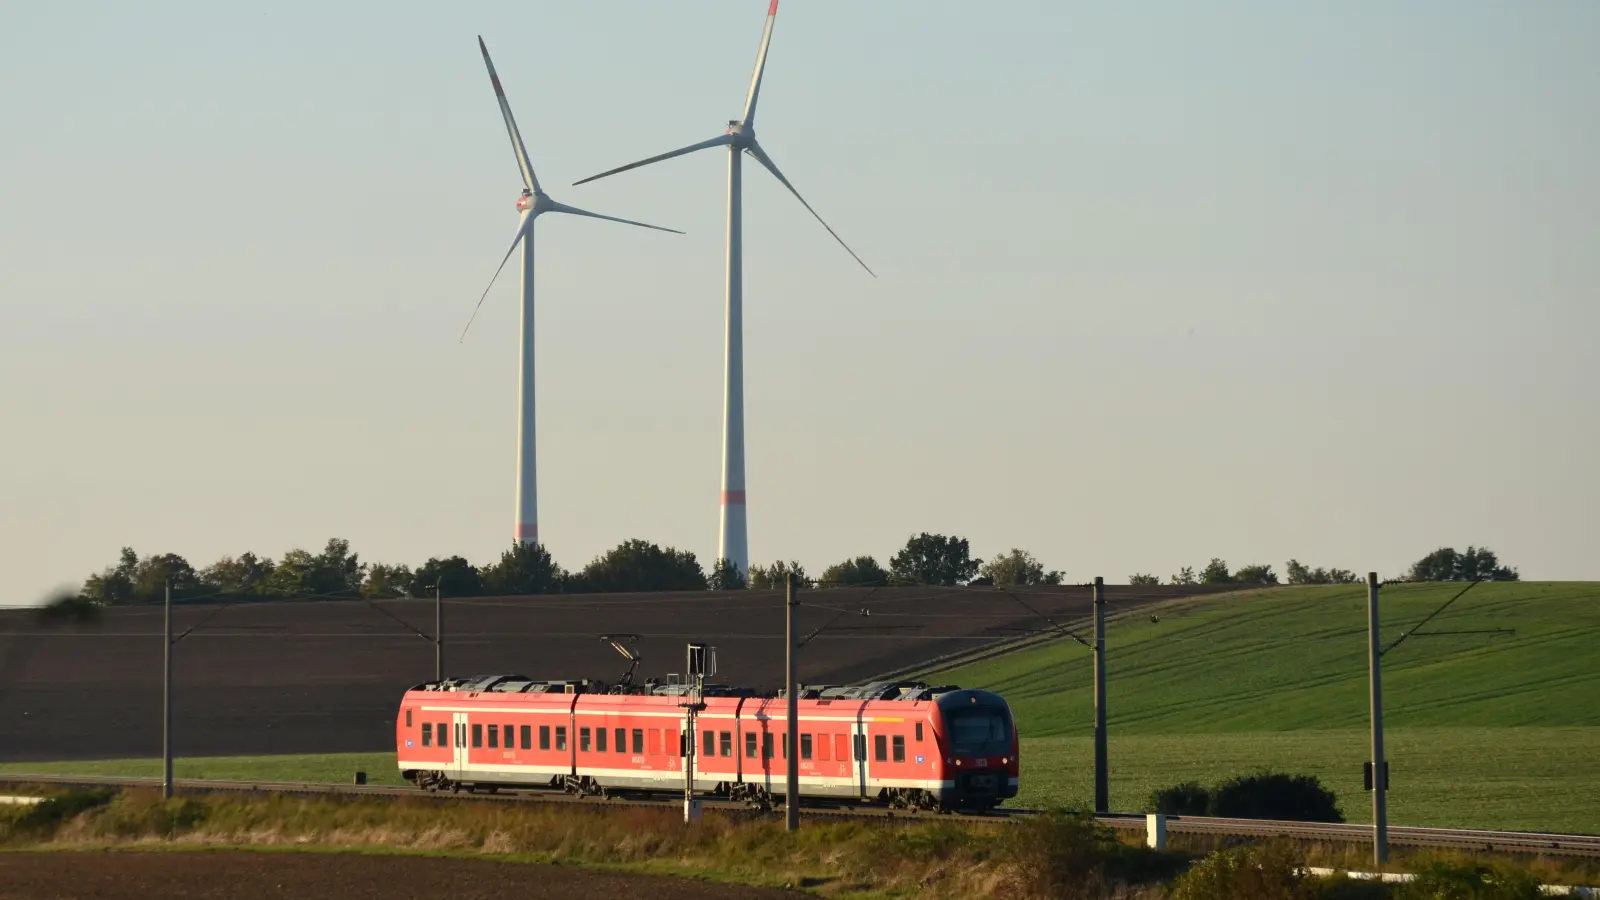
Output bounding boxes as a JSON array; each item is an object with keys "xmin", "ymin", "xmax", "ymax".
[
  {"xmin": 1285, "ymin": 559, "xmax": 1357, "ymax": 585},
  {"xmin": 572, "ymin": 539, "xmax": 707, "ymax": 593},
  {"xmin": 81, "ymin": 547, "xmax": 140, "ymax": 605},
  {"xmin": 479, "ymin": 543, "xmax": 563, "ymax": 595},
  {"xmin": 1169, "ymin": 566, "xmax": 1196, "ymax": 586},
  {"xmin": 268, "ymin": 538, "xmax": 365, "ymax": 596},
  {"xmin": 1200, "ymin": 558, "xmax": 1231, "ymax": 585},
  {"xmin": 201, "ymin": 552, "xmax": 277, "ymax": 596},
  {"xmin": 1408, "ymin": 546, "xmax": 1518, "ymax": 582},
  {"xmin": 818, "ymin": 555, "xmax": 888, "ymax": 587},
  {"xmin": 362, "ymin": 563, "xmax": 415, "ymax": 598},
  {"xmin": 412, "ymin": 556, "xmax": 483, "ymax": 597},
  {"xmin": 1129, "ymin": 573, "xmax": 1160, "ymax": 586},
  {"xmin": 1231, "ymin": 564, "xmax": 1278, "ymax": 585},
  {"xmin": 748, "ymin": 560, "xmax": 807, "ymax": 590},
  {"xmin": 889, "ymin": 533, "xmax": 979, "ymax": 586},
  {"xmin": 979, "ymin": 549, "xmax": 1064, "ymax": 586},
  {"xmin": 707, "ymin": 558, "xmax": 747, "ymax": 591}
]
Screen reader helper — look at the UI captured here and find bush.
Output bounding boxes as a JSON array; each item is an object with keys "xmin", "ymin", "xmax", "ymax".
[
  {"xmin": 1169, "ymin": 842, "xmax": 1326, "ymax": 900},
  {"xmin": 1005, "ymin": 809, "xmax": 1123, "ymax": 898},
  {"xmin": 1150, "ymin": 781, "xmax": 1211, "ymax": 815},
  {"xmin": 11, "ymin": 789, "xmax": 114, "ymax": 832},
  {"xmin": 1392, "ymin": 861, "xmax": 1543, "ymax": 900},
  {"xmin": 1208, "ymin": 771, "xmax": 1343, "ymax": 823}
]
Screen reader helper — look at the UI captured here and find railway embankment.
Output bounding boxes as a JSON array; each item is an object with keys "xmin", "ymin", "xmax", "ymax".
[{"xmin": 3, "ymin": 788, "xmax": 1596, "ymax": 899}]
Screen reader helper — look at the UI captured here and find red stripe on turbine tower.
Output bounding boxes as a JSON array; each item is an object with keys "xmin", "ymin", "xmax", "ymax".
[
  {"xmin": 515, "ymin": 523, "xmax": 539, "ymax": 541},
  {"xmin": 721, "ymin": 490, "xmax": 747, "ymax": 505}
]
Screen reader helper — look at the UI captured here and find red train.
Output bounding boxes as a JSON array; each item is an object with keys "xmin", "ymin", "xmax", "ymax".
[{"xmin": 395, "ymin": 675, "xmax": 1019, "ymax": 811}]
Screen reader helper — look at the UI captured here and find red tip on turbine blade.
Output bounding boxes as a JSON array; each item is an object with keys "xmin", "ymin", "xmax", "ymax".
[{"xmin": 768, "ymin": 0, "xmax": 778, "ymax": 15}]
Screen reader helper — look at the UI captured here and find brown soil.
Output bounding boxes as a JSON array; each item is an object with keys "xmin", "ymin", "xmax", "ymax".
[{"xmin": 0, "ymin": 850, "xmax": 805, "ymax": 900}]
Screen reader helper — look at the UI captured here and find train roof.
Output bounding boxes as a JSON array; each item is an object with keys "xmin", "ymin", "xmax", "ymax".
[{"xmin": 407, "ymin": 674, "xmax": 977, "ymax": 703}]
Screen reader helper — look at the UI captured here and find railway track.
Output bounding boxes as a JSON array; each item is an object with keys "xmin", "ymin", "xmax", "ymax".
[{"xmin": 4, "ymin": 774, "xmax": 1597, "ymax": 857}]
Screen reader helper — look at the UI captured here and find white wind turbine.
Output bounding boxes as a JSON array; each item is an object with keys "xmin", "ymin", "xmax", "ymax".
[
  {"xmin": 463, "ymin": 36, "xmax": 682, "ymax": 548},
  {"xmin": 574, "ymin": 0, "xmax": 872, "ymax": 578}
]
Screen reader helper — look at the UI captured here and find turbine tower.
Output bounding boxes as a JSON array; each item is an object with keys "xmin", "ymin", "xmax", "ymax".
[
  {"xmin": 574, "ymin": 1, "xmax": 872, "ymax": 577},
  {"xmin": 464, "ymin": 37, "xmax": 682, "ymax": 547}
]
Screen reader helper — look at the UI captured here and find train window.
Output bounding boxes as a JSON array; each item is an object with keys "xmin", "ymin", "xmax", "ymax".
[
  {"xmin": 555, "ymin": 727, "xmax": 567, "ymax": 751},
  {"xmin": 678, "ymin": 731, "xmax": 686, "ymax": 758},
  {"xmin": 854, "ymin": 734, "xmax": 866, "ymax": 761},
  {"xmin": 874, "ymin": 734, "xmax": 887, "ymax": 762},
  {"xmin": 421, "ymin": 723, "xmax": 432, "ymax": 747},
  {"xmin": 835, "ymin": 734, "xmax": 849, "ymax": 762},
  {"xmin": 745, "ymin": 732, "xmax": 757, "ymax": 758},
  {"xmin": 596, "ymin": 727, "xmax": 607, "ymax": 753},
  {"xmin": 702, "ymin": 730, "xmax": 715, "ymax": 758},
  {"xmin": 439, "ymin": 722, "xmax": 449, "ymax": 748},
  {"xmin": 580, "ymin": 727, "xmax": 591, "ymax": 752},
  {"xmin": 539, "ymin": 725, "xmax": 550, "ymax": 751},
  {"xmin": 472, "ymin": 724, "xmax": 483, "ymax": 749},
  {"xmin": 893, "ymin": 735, "xmax": 906, "ymax": 763},
  {"xmin": 520, "ymin": 725, "xmax": 531, "ymax": 750},
  {"xmin": 647, "ymin": 729, "xmax": 661, "ymax": 756},
  {"xmin": 617, "ymin": 728, "xmax": 627, "ymax": 753},
  {"xmin": 632, "ymin": 728, "xmax": 644, "ymax": 754},
  {"xmin": 800, "ymin": 733, "xmax": 813, "ymax": 760},
  {"xmin": 487, "ymin": 725, "xmax": 498, "ymax": 749},
  {"xmin": 719, "ymin": 731, "xmax": 732, "ymax": 757},
  {"xmin": 762, "ymin": 732, "xmax": 773, "ymax": 759},
  {"xmin": 405, "ymin": 709, "xmax": 412, "ymax": 728},
  {"xmin": 817, "ymin": 733, "xmax": 830, "ymax": 761},
  {"xmin": 916, "ymin": 722, "xmax": 923, "ymax": 742}
]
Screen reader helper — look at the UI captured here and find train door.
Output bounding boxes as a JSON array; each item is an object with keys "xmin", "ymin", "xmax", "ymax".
[
  {"xmin": 452, "ymin": 712, "xmax": 469, "ymax": 781},
  {"xmin": 851, "ymin": 712, "xmax": 869, "ymax": 798}
]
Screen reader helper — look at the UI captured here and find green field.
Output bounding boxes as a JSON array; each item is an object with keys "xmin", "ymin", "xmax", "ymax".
[{"xmin": 941, "ymin": 581, "xmax": 1600, "ymax": 833}]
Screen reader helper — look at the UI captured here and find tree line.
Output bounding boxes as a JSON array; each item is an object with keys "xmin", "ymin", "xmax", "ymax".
[
  {"xmin": 74, "ymin": 536, "xmax": 1517, "ymax": 605},
  {"xmin": 1127, "ymin": 545, "xmax": 1517, "ymax": 587},
  {"xmin": 74, "ymin": 533, "xmax": 1067, "ymax": 604}
]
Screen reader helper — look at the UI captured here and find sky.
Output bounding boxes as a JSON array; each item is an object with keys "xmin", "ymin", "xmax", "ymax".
[{"xmin": 2, "ymin": 1, "xmax": 1597, "ymax": 603}]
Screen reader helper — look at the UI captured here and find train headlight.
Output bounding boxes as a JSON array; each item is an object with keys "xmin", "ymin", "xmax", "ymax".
[
  {"xmin": 954, "ymin": 759, "xmax": 962, "ymax": 767},
  {"xmin": 1001, "ymin": 757, "xmax": 1009, "ymax": 765}
]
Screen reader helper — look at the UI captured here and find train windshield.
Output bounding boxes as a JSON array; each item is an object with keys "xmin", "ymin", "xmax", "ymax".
[{"xmin": 945, "ymin": 708, "xmax": 1011, "ymax": 756}]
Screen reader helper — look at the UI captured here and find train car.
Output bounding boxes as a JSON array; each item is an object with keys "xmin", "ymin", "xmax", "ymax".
[{"xmin": 396, "ymin": 676, "xmax": 1018, "ymax": 811}]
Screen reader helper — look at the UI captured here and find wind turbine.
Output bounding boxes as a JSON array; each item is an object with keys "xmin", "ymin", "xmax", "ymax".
[
  {"xmin": 574, "ymin": 1, "xmax": 872, "ymax": 578},
  {"xmin": 464, "ymin": 36, "xmax": 682, "ymax": 549}
]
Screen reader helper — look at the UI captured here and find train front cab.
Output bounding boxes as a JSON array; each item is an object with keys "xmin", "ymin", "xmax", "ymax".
[{"xmin": 931, "ymin": 689, "xmax": 1019, "ymax": 810}]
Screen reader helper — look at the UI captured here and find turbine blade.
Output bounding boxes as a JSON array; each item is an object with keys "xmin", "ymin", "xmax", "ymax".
[
  {"xmin": 478, "ymin": 36, "xmax": 540, "ymax": 192},
  {"xmin": 741, "ymin": 0, "xmax": 780, "ymax": 126},
  {"xmin": 572, "ymin": 134, "xmax": 732, "ymax": 186},
  {"xmin": 547, "ymin": 201, "xmax": 684, "ymax": 234},
  {"xmin": 461, "ymin": 211, "xmax": 534, "ymax": 342},
  {"xmin": 746, "ymin": 142, "xmax": 875, "ymax": 277}
]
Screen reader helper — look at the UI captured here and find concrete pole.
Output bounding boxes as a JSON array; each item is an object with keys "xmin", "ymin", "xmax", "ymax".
[
  {"xmin": 434, "ymin": 582, "xmax": 443, "ymax": 683},
  {"xmin": 684, "ymin": 644, "xmax": 698, "ymax": 823},
  {"xmin": 785, "ymin": 573, "xmax": 798, "ymax": 831},
  {"xmin": 717, "ymin": 142, "xmax": 749, "ymax": 577},
  {"xmin": 514, "ymin": 223, "xmax": 538, "ymax": 547},
  {"xmin": 162, "ymin": 579, "xmax": 173, "ymax": 800},
  {"xmin": 1367, "ymin": 571, "xmax": 1389, "ymax": 865},
  {"xmin": 1092, "ymin": 576, "xmax": 1108, "ymax": 814}
]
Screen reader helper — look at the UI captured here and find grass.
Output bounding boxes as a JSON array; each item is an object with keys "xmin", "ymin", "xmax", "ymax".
[
  {"xmin": 937, "ymin": 582, "xmax": 1600, "ymax": 834},
  {"xmin": 0, "ymin": 753, "xmax": 406, "ymax": 787}
]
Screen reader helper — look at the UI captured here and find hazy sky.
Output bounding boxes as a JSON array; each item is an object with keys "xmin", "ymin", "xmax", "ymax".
[{"xmin": 3, "ymin": 1, "xmax": 1596, "ymax": 602}]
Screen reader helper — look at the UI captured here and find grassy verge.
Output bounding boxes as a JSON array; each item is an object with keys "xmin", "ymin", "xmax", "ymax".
[
  {"xmin": 2, "ymin": 790, "xmax": 1591, "ymax": 899},
  {"xmin": 0, "ymin": 753, "xmax": 405, "ymax": 787}
]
